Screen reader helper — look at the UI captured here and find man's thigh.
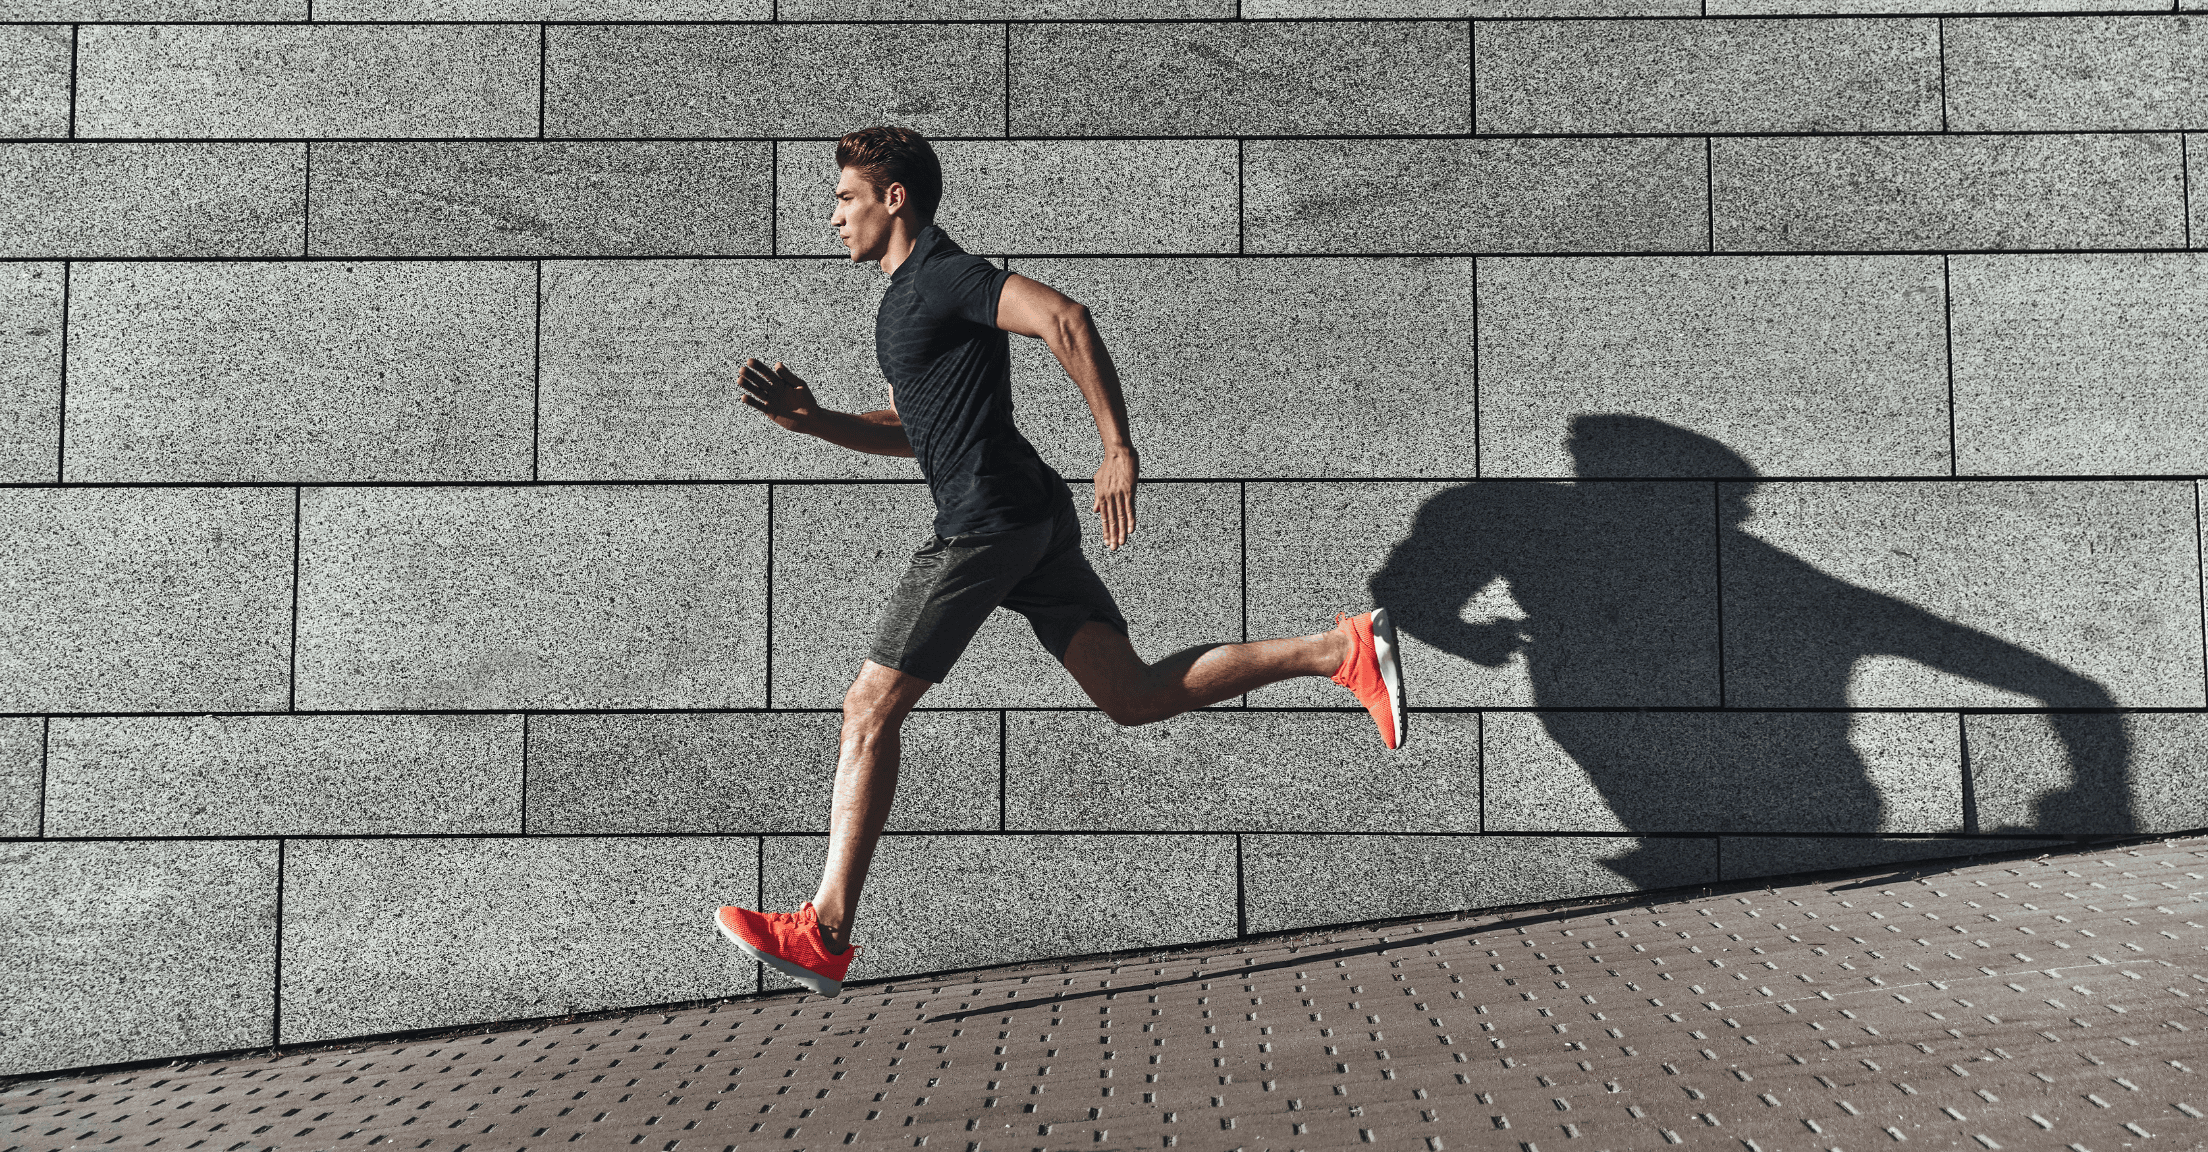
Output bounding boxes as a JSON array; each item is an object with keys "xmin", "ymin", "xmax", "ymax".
[{"xmin": 843, "ymin": 658, "xmax": 937, "ymax": 721}]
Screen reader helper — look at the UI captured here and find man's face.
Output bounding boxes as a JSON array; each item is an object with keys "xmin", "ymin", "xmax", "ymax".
[{"xmin": 833, "ymin": 167, "xmax": 903, "ymax": 263}]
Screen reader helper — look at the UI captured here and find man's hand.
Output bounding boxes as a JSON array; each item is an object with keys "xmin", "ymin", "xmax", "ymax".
[
  {"xmin": 737, "ymin": 358, "xmax": 820, "ymax": 432},
  {"xmin": 1093, "ymin": 447, "xmax": 1138, "ymax": 551}
]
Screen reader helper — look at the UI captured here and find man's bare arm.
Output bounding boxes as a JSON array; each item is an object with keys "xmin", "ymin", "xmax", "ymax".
[
  {"xmin": 737, "ymin": 359, "xmax": 915, "ymax": 458},
  {"xmin": 995, "ymin": 273, "xmax": 1138, "ymax": 549}
]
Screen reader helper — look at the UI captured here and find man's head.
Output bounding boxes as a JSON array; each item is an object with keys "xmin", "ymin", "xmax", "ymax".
[{"xmin": 834, "ymin": 126, "xmax": 942, "ymax": 264}]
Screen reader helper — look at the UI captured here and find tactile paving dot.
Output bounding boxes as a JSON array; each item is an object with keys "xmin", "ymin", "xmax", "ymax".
[{"xmin": 7, "ymin": 835, "xmax": 2203, "ymax": 1152}]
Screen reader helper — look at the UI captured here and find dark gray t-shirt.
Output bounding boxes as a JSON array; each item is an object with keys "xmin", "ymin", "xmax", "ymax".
[{"xmin": 875, "ymin": 223, "xmax": 1065, "ymax": 537}]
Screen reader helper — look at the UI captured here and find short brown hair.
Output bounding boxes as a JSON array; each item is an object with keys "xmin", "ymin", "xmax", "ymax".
[{"xmin": 836, "ymin": 126, "xmax": 943, "ymax": 225}]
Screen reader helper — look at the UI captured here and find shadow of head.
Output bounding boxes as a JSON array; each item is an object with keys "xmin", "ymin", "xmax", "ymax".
[{"xmin": 1567, "ymin": 413, "xmax": 1755, "ymax": 521}]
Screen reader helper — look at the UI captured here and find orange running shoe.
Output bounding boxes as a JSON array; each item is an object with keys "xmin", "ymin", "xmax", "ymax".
[
  {"xmin": 714, "ymin": 902, "xmax": 858, "ymax": 997},
  {"xmin": 1329, "ymin": 607, "xmax": 1406, "ymax": 750}
]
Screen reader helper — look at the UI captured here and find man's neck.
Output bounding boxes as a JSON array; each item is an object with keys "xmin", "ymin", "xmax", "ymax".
[{"xmin": 878, "ymin": 221, "xmax": 929, "ymax": 277}]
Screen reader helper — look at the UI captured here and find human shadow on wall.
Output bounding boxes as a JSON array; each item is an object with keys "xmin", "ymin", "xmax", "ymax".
[{"xmin": 1368, "ymin": 416, "xmax": 2132, "ymax": 886}]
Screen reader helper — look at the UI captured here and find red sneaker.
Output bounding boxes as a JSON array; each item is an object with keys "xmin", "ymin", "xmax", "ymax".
[
  {"xmin": 714, "ymin": 902, "xmax": 858, "ymax": 997},
  {"xmin": 1329, "ymin": 608, "xmax": 1406, "ymax": 750}
]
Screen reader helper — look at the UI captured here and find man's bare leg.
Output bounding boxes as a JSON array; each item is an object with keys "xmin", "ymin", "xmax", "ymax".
[
  {"xmin": 810, "ymin": 659, "xmax": 933, "ymax": 955},
  {"xmin": 1060, "ymin": 621, "xmax": 1350, "ymax": 726}
]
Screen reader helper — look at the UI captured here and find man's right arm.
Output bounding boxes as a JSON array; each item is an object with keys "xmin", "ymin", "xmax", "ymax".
[{"xmin": 738, "ymin": 359, "xmax": 915, "ymax": 458}]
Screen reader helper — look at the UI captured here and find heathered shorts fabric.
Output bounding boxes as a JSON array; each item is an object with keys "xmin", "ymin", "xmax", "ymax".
[
  {"xmin": 866, "ymin": 486, "xmax": 1130, "ymax": 683},
  {"xmin": 875, "ymin": 222, "xmax": 1063, "ymax": 538}
]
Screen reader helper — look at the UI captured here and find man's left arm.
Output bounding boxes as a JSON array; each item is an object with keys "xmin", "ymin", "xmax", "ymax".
[{"xmin": 994, "ymin": 272, "xmax": 1138, "ymax": 550}]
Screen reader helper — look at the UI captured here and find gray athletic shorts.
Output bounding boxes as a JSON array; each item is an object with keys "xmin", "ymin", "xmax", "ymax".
[{"xmin": 866, "ymin": 493, "xmax": 1130, "ymax": 683}]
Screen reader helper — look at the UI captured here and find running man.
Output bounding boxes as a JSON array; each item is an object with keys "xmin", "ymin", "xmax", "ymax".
[{"xmin": 712, "ymin": 125, "xmax": 1406, "ymax": 997}]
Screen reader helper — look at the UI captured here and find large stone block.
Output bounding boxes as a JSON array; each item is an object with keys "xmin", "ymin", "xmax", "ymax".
[
  {"xmin": 761, "ymin": 834, "xmax": 1237, "ymax": 983},
  {"xmin": 527, "ymin": 710, "xmax": 998, "ymax": 834},
  {"xmin": 1947, "ymin": 16, "xmax": 2208, "ymax": 132},
  {"xmin": 1482, "ymin": 711, "xmax": 1964, "ymax": 840},
  {"xmin": 1253, "ymin": 0, "xmax": 1691, "ymax": 14},
  {"xmin": 0, "ymin": 840, "xmax": 277, "ymax": 1076},
  {"xmin": 43, "ymin": 714, "xmax": 521, "ymax": 837},
  {"xmin": 783, "ymin": 0, "xmax": 1222, "ymax": 17},
  {"xmin": 547, "ymin": 24, "xmax": 1002, "ymax": 138},
  {"xmin": 76, "ymin": 25, "xmax": 537, "ymax": 138},
  {"xmin": 280, "ymin": 837, "xmax": 757, "ymax": 1044},
  {"xmin": 1006, "ymin": 711, "xmax": 1479, "ymax": 832},
  {"xmin": 1711, "ymin": 0, "xmax": 2131, "ymax": 12},
  {"xmin": 0, "ymin": 143, "xmax": 303, "ymax": 258},
  {"xmin": 539, "ymin": 258, "xmax": 910, "ymax": 481},
  {"xmin": 323, "ymin": 0, "xmax": 758, "ymax": 16},
  {"xmin": 308, "ymin": 142, "xmax": 774, "ymax": 258},
  {"xmin": 0, "ymin": 262, "xmax": 61, "ymax": 483},
  {"xmin": 1004, "ymin": 257, "xmax": 1476, "ymax": 478},
  {"xmin": 1721, "ymin": 481, "xmax": 2205, "ymax": 709},
  {"xmin": 0, "ymin": 487, "xmax": 293, "ymax": 713},
  {"xmin": 1714, "ymin": 134, "xmax": 2187, "ymax": 251},
  {"xmin": 1716, "ymin": 836, "xmax": 2060, "ymax": 881},
  {"xmin": 1011, "ymin": 22, "xmax": 1469, "ymax": 136},
  {"xmin": 1244, "ymin": 138, "xmax": 1707, "ymax": 254},
  {"xmin": 296, "ymin": 485, "xmax": 770, "ymax": 710},
  {"xmin": 64, "ymin": 261, "xmax": 535, "ymax": 482},
  {"xmin": 1246, "ymin": 481, "xmax": 1720, "ymax": 708},
  {"xmin": 0, "ymin": 26, "xmax": 69, "ymax": 138},
  {"xmin": 1478, "ymin": 257, "xmax": 1950, "ymax": 478},
  {"xmin": 770, "ymin": 482, "xmax": 1239, "ymax": 708},
  {"xmin": 1950, "ymin": 253, "xmax": 2208, "ymax": 475},
  {"xmin": 1477, "ymin": 19, "xmax": 1939, "ymax": 133},
  {"xmin": 0, "ymin": 718, "xmax": 38, "ymax": 838},
  {"xmin": 1966, "ymin": 712, "xmax": 2208, "ymax": 836},
  {"xmin": 1243, "ymin": 835, "xmax": 1717, "ymax": 935},
  {"xmin": 776, "ymin": 139, "xmax": 1237, "ymax": 257},
  {"xmin": 2, "ymin": 0, "xmax": 296, "ymax": 16}
]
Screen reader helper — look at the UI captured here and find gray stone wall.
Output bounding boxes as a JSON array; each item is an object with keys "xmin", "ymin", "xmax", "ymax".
[{"xmin": 2, "ymin": 1, "xmax": 2205, "ymax": 1077}]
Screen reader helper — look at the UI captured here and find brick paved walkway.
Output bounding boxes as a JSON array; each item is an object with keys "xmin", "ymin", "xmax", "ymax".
[{"xmin": 7, "ymin": 834, "xmax": 2205, "ymax": 1152}]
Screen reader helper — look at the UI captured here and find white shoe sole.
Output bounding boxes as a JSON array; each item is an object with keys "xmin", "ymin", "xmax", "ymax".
[
  {"xmin": 715, "ymin": 911, "xmax": 844, "ymax": 997},
  {"xmin": 1370, "ymin": 607, "xmax": 1407, "ymax": 749}
]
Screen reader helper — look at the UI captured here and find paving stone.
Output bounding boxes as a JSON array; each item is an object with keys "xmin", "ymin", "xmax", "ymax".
[
  {"xmin": 1005, "ymin": 711, "xmax": 1480, "ymax": 833},
  {"xmin": 1721, "ymin": 480, "xmax": 2205, "ymax": 709},
  {"xmin": 1714, "ymin": 134, "xmax": 2187, "ymax": 251},
  {"xmin": 1967, "ymin": 712, "xmax": 2208, "ymax": 836},
  {"xmin": 776, "ymin": 139, "xmax": 1237, "ymax": 257},
  {"xmin": 0, "ymin": 262, "xmax": 61, "ymax": 484},
  {"xmin": 1477, "ymin": 18, "xmax": 1939, "ymax": 134},
  {"xmin": 1245, "ymin": 137, "xmax": 1707, "ymax": 254},
  {"xmin": 1246, "ymin": 481, "xmax": 1720, "ymax": 708},
  {"xmin": 1482, "ymin": 711, "xmax": 1965, "ymax": 837},
  {"xmin": 769, "ymin": 482, "xmax": 1239, "ymax": 708},
  {"xmin": 3, "ymin": 0, "xmax": 295, "ymax": 16},
  {"xmin": 1950, "ymin": 253, "xmax": 2208, "ymax": 476},
  {"xmin": 1947, "ymin": 16, "xmax": 2208, "ymax": 132},
  {"xmin": 785, "ymin": 0, "xmax": 1222, "ymax": 17},
  {"xmin": 1478, "ymin": 257, "xmax": 1950, "ymax": 478},
  {"xmin": 42, "ymin": 714, "xmax": 521, "ymax": 837},
  {"xmin": 527, "ymin": 710, "xmax": 998, "ymax": 834},
  {"xmin": 0, "ymin": 840, "xmax": 276, "ymax": 1075},
  {"xmin": 307, "ymin": 142, "xmax": 774, "ymax": 258},
  {"xmin": 0, "ymin": 25, "xmax": 69, "ymax": 138},
  {"xmin": 63, "ymin": 261, "xmax": 534, "ymax": 483},
  {"xmin": 1244, "ymin": 834, "xmax": 1717, "ymax": 934},
  {"xmin": 1003, "ymin": 257, "xmax": 1476, "ymax": 479},
  {"xmin": 1011, "ymin": 22, "xmax": 1469, "ymax": 136},
  {"xmin": 761, "ymin": 833, "xmax": 1238, "ymax": 983},
  {"xmin": 0, "ymin": 487, "xmax": 293, "ymax": 714},
  {"xmin": 1713, "ymin": 0, "xmax": 2132, "ymax": 11},
  {"xmin": 0, "ymin": 143, "xmax": 303, "ymax": 258},
  {"xmin": 1719, "ymin": 834, "xmax": 2066, "ymax": 880},
  {"xmin": 0, "ymin": 718, "xmax": 38, "ymax": 838},
  {"xmin": 546, "ymin": 24, "xmax": 1003, "ymax": 138},
  {"xmin": 295, "ymin": 485, "xmax": 770, "ymax": 711},
  {"xmin": 279, "ymin": 837, "xmax": 759, "ymax": 1044},
  {"xmin": 76, "ymin": 25, "xmax": 537, "ymax": 138},
  {"xmin": 539, "ymin": 257, "xmax": 913, "ymax": 481}
]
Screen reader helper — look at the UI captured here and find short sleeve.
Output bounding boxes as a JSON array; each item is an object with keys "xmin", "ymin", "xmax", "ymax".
[{"xmin": 932, "ymin": 251, "xmax": 1013, "ymax": 329}]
